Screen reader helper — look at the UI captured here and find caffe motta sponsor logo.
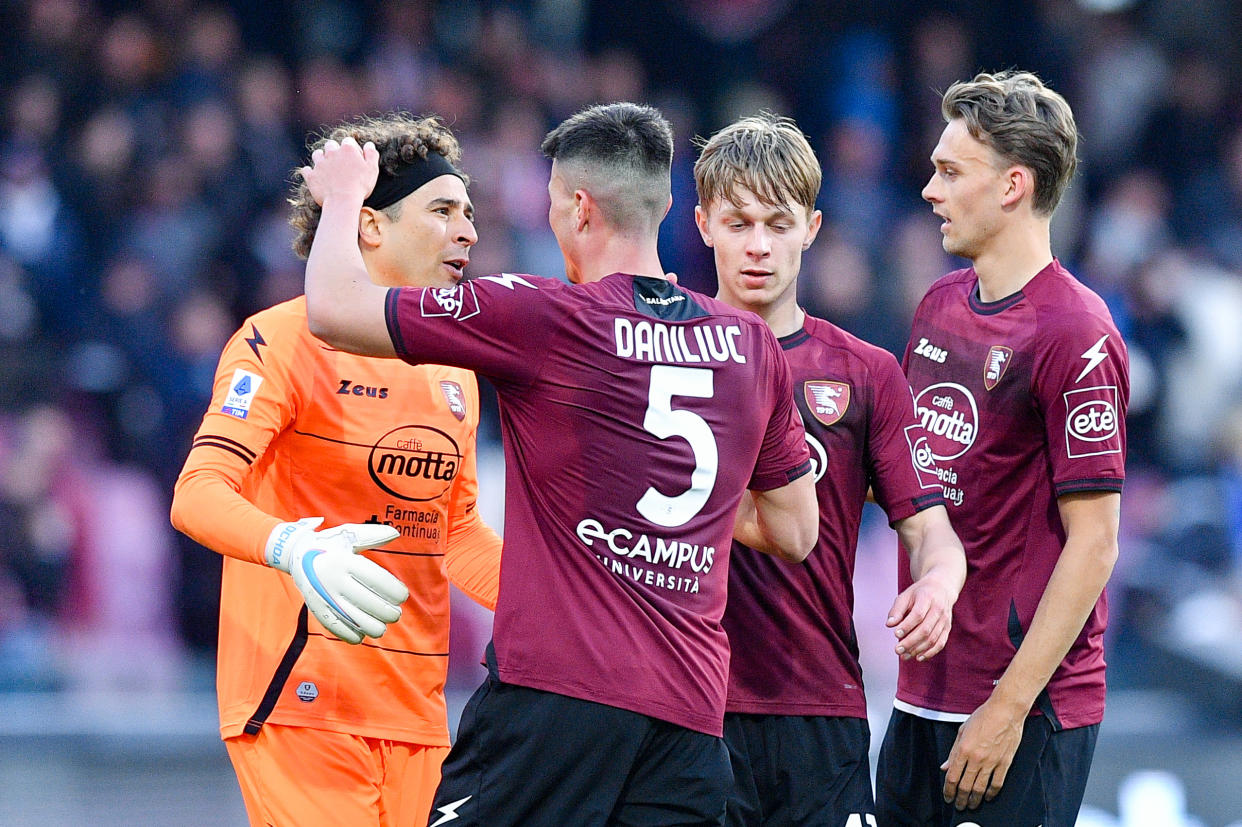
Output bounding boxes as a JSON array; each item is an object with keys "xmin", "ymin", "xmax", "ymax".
[
  {"xmin": 913, "ymin": 382, "xmax": 978, "ymax": 461},
  {"xmin": 368, "ymin": 425, "xmax": 463, "ymax": 501},
  {"xmin": 805, "ymin": 428, "xmax": 828, "ymax": 483},
  {"xmin": 1063, "ymin": 385, "xmax": 1121, "ymax": 458}
]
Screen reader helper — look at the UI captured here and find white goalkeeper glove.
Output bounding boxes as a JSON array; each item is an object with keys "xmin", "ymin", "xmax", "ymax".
[{"xmin": 265, "ymin": 518, "xmax": 408, "ymax": 644}]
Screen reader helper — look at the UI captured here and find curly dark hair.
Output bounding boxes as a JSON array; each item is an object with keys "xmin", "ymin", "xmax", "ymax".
[{"xmin": 288, "ymin": 112, "xmax": 467, "ymax": 259}]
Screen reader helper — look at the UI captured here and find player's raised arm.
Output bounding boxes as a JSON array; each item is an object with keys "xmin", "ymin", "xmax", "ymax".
[{"xmin": 301, "ymin": 136, "xmax": 395, "ymax": 356}]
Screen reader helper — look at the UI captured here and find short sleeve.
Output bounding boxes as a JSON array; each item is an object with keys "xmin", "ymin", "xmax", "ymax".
[
  {"xmin": 1032, "ymin": 317, "xmax": 1129, "ymax": 496},
  {"xmin": 866, "ymin": 352, "xmax": 946, "ymax": 523},
  {"xmin": 385, "ymin": 273, "xmax": 560, "ymax": 385},
  {"xmin": 749, "ymin": 330, "xmax": 812, "ymax": 491}
]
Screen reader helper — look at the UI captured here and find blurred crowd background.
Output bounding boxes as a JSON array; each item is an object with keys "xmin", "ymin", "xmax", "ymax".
[{"xmin": 2, "ymin": 0, "xmax": 1242, "ymax": 823}]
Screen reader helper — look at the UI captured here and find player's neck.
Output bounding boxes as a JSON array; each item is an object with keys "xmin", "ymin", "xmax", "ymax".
[
  {"xmin": 574, "ymin": 237, "xmax": 666, "ymax": 284},
  {"xmin": 972, "ymin": 222, "xmax": 1053, "ymax": 303},
  {"xmin": 760, "ymin": 298, "xmax": 805, "ymax": 339}
]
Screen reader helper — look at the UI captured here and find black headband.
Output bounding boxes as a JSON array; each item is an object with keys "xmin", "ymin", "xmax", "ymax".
[{"xmin": 363, "ymin": 152, "xmax": 465, "ymax": 210}]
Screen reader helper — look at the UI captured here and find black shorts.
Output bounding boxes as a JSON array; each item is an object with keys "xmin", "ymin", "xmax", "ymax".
[
  {"xmin": 874, "ymin": 709, "xmax": 1098, "ymax": 827},
  {"xmin": 428, "ymin": 645, "xmax": 732, "ymax": 827},
  {"xmin": 723, "ymin": 713, "xmax": 874, "ymax": 827}
]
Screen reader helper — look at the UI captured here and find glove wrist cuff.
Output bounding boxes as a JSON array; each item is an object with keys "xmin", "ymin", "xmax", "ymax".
[{"xmin": 265, "ymin": 521, "xmax": 305, "ymax": 571}]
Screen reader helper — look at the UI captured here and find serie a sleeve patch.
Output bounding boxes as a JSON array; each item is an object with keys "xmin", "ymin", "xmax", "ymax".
[{"xmin": 221, "ymin": 369, "xmax": 264, "ymax": 419}]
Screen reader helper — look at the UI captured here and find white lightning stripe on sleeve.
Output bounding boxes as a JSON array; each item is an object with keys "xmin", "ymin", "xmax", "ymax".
[
  {"xmin": 478, "ymin": 273, "xmax": 537, "ymax": 290},
  {"xmin": 430, "ymin": 796, "xmax": 472, "ymax": 826},
  {"xmin": 1075, "ymin": 334, "xmax": 1110, "ymax": 383}
]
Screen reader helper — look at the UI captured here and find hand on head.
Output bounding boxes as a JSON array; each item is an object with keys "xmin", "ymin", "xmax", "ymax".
[{"xmin": 300, "ymin": 136, "xmax": 380, "ymax": 207}]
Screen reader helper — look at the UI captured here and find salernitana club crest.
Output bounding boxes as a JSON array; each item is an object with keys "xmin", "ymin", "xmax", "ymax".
[
  {"xmin": 804, "ymin": 380, "xmax": 850, "ymax": 426},
  {"xmin": 983, "ymin": 345, "xmax": 1013, "ymax": 391}
]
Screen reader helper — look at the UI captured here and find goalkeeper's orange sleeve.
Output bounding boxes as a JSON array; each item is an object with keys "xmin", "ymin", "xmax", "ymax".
[
  {"xmin": 170, "ymin": 303, "xmax": 302, "ymax": 567},
  {"xmin": 171, "ymin": 426, "xmax": 281, "ymax": 567},
  {"xmin": 442, "ymin": 511, "xmax": 502, "ymax": 611}
]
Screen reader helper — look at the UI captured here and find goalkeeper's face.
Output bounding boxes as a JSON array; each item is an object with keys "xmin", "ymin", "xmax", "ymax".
[{"xmin": 367, "ymin": 174, "xmax": 477, "ymax": 289}]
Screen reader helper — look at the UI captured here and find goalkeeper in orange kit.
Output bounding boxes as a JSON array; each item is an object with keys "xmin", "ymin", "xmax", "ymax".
[{"xmin": 170, "ymin": 113, "xmax": 501, "ymax": 827}]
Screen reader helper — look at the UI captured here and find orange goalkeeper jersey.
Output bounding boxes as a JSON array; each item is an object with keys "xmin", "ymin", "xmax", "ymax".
[{"xmin": 172, "ymin": 296, "xmax": 500, "ymax": 744}]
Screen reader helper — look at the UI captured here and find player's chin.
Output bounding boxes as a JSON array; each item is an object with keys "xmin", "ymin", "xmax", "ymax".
[
  {"xmin": 942, "ymin": 237, "xmax": 974, "ymax": 259},
  {"xmin": 425, "ymin": 263, "xmax": 465, "ymax": 287}
]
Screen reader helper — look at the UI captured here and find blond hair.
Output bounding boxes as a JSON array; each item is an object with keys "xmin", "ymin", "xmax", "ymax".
[{"xmin": 693, "ymin": 113, "xmax": 820, "ymax": 216}]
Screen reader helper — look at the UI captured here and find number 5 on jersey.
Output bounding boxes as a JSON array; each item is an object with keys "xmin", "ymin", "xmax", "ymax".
[{"xmin": 637, "ymin": 365, "xmax": 719, "ymax": 528}]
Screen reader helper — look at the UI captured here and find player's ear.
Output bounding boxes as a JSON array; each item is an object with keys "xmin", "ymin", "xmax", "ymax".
[
  {"xmin": 694, "ymin": 204, "xmax": 714, "ymax": 247},
  {"xmin": 802, "ymin": 209, "xmax": 823, "ymax": 251},
  {"xmin": 574, "ymin": 188, "xmax": 592, "ymax": 232},
  {"xmin": 1000, "ymin": 165, "xmax": 1031, "ymax": 210},
  {"xmin": 357, "ymin": 207, "xmax": 383, "ymax": 250}
]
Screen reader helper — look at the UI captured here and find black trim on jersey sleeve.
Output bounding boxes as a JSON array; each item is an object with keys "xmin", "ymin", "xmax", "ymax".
[
  {"xmin": 1054, "ymin": 478, "xmax": 1124, "ymax": 496},
  {"xmin": 1008, "ymin": 602, "xmax": 1063, "ymax": 731},
  {"xmin": 243, "ymin": 607, "xmax": 309, "ymax": 735},
  {"xmin": 632, "ymin": 276, "xmax": 710, "ymax": 321},
  {"xmin": 384, "ymin": 287, "xmax": 408, "ymax": 359},
  {"xmin": 912, "ymin": 492, "xmax": 946, "ymax": 510},
  {"xmin": 191, "ymin": 434, "xmax": 257, "ymax": 464},
  {"xmin": 786, "ymin": 458, "xmax": 813, "ymax": 484}
]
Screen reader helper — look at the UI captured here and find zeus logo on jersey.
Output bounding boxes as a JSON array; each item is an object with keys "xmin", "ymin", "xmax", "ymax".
[
  {"xmin": 221, "ymin": 369, "xmax": 263, "ymax": 419},
  {"xmin": 913, "ymin": 337, "xmax": 948, "ymax": 363},
  {"xmin": 337, "ymin": 379, "xmax": 389, "ymax": 398},
  {"xmin": 478, "ymin": 273, "xmax": 537, "ymax": 290},
  {"xmin": 421, "ymin": 273, "xmax": 538, "ymax": 320},
  {"xmin": 1064, "ymin": 385, "xmax": 1121, "ymax": 458},
  {"xmin": 430, "ymin": 797, "xmax": 471, "ymax": 826}
]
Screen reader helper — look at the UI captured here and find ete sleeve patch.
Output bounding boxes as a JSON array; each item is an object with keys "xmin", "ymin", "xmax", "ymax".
[
  {"xmin": 1063, "ymin": 385, "xmax": 1121, "ymax": 458},
  {"xmin": 221, "ymin": 369, "xmax": 264, "ymax": 419}
]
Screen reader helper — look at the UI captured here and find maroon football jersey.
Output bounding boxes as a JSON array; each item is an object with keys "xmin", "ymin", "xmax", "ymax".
[
  {"xmin": 386, "ymin": 273, "xmax": 811, "ymax": 735},
  {"xmin": 724, "ymin": 314, "xmax": 944, "ymax": 717},
  {"xmin": 899, "ymin": 260, "xmax": 1127, "ymax": 729}
]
